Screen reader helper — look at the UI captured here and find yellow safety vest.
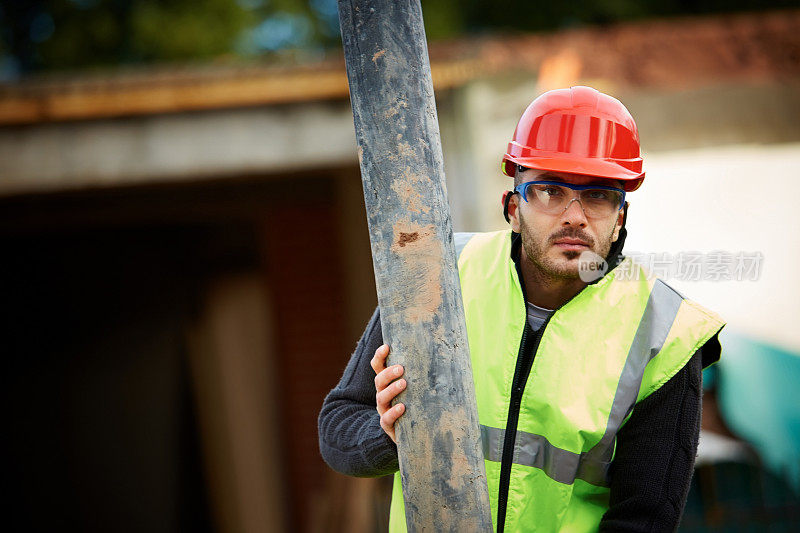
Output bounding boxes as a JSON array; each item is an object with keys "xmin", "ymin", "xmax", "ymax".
[{"xmin": 389, "ymin": 230, "xmax": 724, "ymax": 532}]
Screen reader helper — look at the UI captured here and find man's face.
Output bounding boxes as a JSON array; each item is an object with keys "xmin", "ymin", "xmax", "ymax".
[{"xmin": 509, "ymin": 168, "xmax": 625, "ymax": 280}]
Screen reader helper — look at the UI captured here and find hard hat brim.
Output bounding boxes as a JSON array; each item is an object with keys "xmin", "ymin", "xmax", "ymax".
[{"xmin": 502, "ymin": 155, "xmax": 644, "ymax": 192}]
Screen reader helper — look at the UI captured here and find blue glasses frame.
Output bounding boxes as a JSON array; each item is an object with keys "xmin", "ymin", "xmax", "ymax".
[{"xmin": 514, "ymin": 180, "xmax": 626, "ymax": 212}]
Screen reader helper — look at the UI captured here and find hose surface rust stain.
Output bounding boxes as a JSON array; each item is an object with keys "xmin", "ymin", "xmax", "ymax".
[
  {"xmin": 390, "ymin": 220, "xmax": 442, "ymax": 324},
  {"xmin": 396, "ymin": 232, "xmax": 419, "ymax": 247}
]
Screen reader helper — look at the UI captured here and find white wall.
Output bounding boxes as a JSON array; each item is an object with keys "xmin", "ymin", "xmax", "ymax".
[{"xmin": 625, "ymin": 143, "xmax": 800, "ymax": 352}]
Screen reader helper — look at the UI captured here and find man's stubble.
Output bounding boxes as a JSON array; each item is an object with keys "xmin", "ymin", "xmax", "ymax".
[{"xmin": 518, "ymin": 209, "xmax": 617, "ymax": 281}]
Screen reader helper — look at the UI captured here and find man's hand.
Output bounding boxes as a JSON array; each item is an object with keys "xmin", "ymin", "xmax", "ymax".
[{"xmin": 371, "ymin": 344, "xmax": 406, "ymax": 444}]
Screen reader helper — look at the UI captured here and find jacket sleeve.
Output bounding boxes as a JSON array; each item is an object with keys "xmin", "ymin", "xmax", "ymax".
[
  {"xmin": 599, "ymin": 338, "xmax": 717, "ymax": 532},
  {"xmin": 317, "ymin": 307, "xmax": 400, "ymax": 477}
]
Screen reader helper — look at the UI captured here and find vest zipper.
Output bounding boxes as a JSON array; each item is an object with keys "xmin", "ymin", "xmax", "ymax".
[{"xmin": 495, "ymin": 315, "xmax": 551, "ymax": 533}]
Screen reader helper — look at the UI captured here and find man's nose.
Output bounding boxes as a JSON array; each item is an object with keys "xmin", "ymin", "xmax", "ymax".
[{"xmin": 561, "ymin": 198, "xmax": 588, "ymax": 227}]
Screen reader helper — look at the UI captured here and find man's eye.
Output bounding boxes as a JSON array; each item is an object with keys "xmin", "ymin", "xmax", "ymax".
[
  {"xmin": 543, "ymin": 186, "xmax": 563, "ymax": 197},
  {"xmin": 587, "ymin": 190, "xmax": 609, "ymax": 200}
]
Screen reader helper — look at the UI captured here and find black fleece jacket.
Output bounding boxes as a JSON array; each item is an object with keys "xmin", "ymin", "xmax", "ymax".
[{"xmin": 318, "ymin": 229, "xmax": 721, "ymax": 531}]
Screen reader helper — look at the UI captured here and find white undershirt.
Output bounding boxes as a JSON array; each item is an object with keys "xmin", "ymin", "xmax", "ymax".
[{"xmin": 526, "ymin": 301, "xmax": 554, "ymax": 332}]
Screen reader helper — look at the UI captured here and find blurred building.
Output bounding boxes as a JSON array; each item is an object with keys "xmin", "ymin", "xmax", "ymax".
[{"xmin": 1, "ymin": 8, "xmax": 798, "ymax": 533}]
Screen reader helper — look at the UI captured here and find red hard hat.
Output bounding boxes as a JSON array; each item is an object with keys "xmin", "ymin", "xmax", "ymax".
[{"xmin": 501, "ymin": 86, "xmax": 645, "ymax": 192}]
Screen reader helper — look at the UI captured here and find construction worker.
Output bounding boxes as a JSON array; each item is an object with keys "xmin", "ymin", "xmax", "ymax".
[{"xmin": 319, "ymin": 86, "xmax": 724, "ymax": 532}]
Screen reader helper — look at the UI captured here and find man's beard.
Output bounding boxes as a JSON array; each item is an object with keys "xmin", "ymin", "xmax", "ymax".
[{"xmin": 519, "ymin": 210, "xmax": 616, "ymax": 280}]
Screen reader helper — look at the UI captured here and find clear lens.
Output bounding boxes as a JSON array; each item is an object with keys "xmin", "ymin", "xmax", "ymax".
[{"xmin": 527, "ymin": 183, "xmax": 621, "ymax": 218}]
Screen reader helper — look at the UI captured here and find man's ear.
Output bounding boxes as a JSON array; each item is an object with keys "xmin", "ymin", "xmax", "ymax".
[
  {"xmin": 612, "ymin": 202, "xmax": 627, "ymax": 242},
  {"xmin": 507, "ymin": 193, "xmax": 522, "ymax": 233}
]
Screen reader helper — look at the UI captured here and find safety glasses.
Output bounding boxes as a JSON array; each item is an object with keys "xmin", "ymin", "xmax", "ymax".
[{"xmin": 514, "ymin": 180, "xmax": 626, "ymax": 219}]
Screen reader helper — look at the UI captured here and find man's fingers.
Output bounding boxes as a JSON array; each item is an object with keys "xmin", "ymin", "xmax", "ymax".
[
  {"xmin": 381, "ymin": 403, "xmax": 405, "ymax": 427},
  {"xmin": 370, "ymin": 344, "xmax": 390, "ymax": 374},
  {"xmin": 371, "ymin": 343, "xmax": 406, "ymax": 445},
  {"xmin": 376, "ymin": 378, "xmax": 406, "ymax": 413},
  {"xmin": 374, "ymin": 364, "xmax": 404, "ymax": 392},
  {"xmin": 380, "ymin": 403, "xmax": 405, "ymax": 443}
]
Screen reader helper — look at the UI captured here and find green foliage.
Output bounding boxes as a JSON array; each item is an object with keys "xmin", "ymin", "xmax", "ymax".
[
  {"xmin": 4, "ymin": 0, "xmax": 253, "ymax": 71},
  {"xmin": 419, "ymin": 0, "xmax": 466, "ymax": 40},
  {"xmin": 1, "ymin": 0, "xmax": 796, "ymax": 74},
  {"xmin": 35, "ymin": 1, "xmax": 128, "ymax": 68},
  {"xmin": 128, "ymin": 0, "xmax": 251, "ymax": 61}
]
